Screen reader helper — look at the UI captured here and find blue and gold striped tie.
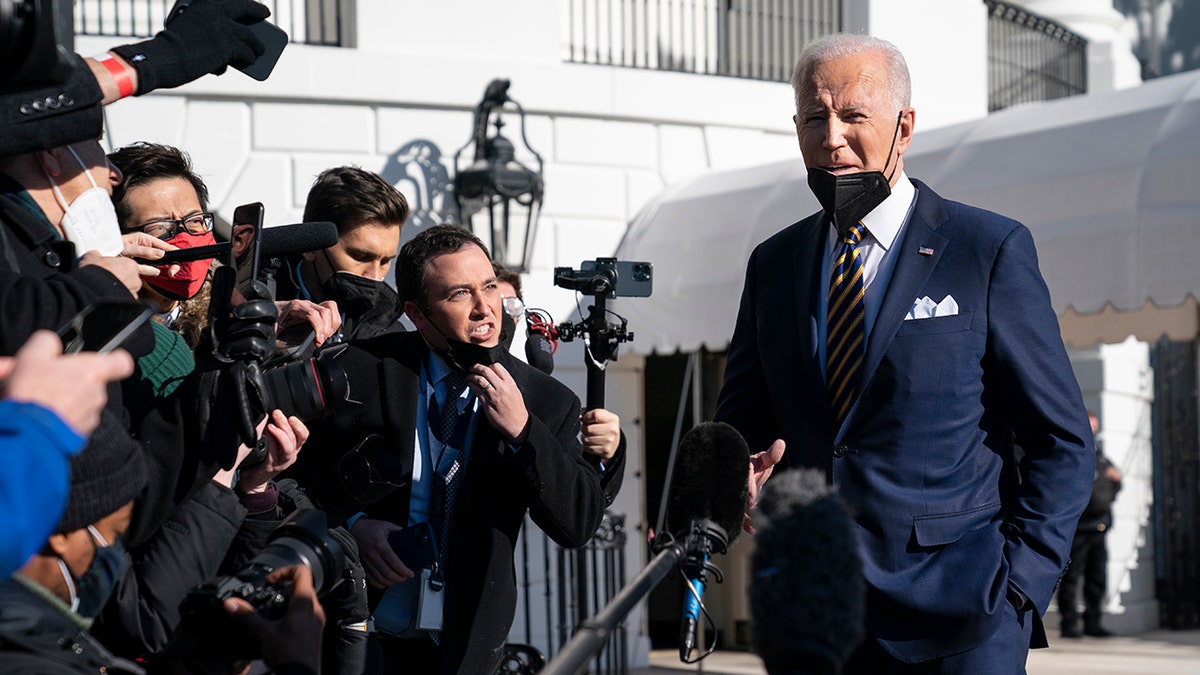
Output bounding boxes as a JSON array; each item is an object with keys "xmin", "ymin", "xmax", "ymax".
[{"xmin": 827, "ymin": 222, "xmax": 867, "ymax": 425}]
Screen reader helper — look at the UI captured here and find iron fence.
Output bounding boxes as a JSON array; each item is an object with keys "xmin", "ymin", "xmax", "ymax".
[
  {"xmin": 73, "ymin": 0, "xmax": 346, "ymax": 46},
  {"xmin": 508, "ymin": 511, "xmax": 629, "ymax": 674},
  {"xmin": 1151, "ymin": 339, "xmax": 1200, "ymax": 629},
  {"xmin": 986, "ymin": 0, "xmax": 1087, "ymax": 112},
  {"xmin": 564, "ymin": 0, "xmax": 842, "ymax": 83}
]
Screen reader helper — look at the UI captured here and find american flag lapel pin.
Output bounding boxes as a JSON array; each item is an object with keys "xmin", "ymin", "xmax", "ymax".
[{"xmin": 918, "ymin": 246, "xmax": 935, "ymax": 256}]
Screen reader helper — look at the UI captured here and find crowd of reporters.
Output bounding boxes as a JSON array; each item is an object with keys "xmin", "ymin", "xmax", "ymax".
[
  {"xmin": 1, "ymin": 4, "xmax": 348, "ymax": 671},
  {"xmin": 1, "ymin": 3, "xmax": 627, "ymax": 673}
]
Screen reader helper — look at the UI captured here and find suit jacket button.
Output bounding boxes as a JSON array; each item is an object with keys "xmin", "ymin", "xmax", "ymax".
[
  {"xmin": 43, "ymin": 249, "xmax": 61, "ymax": 268},
  {"xmin": 833, "ymin": 444, "xmax": 847, "ymax": 458}
]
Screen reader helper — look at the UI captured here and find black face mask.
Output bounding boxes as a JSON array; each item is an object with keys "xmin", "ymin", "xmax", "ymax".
[
  {"xmin": 498, "ymin": 311, "xmax": 516, "ymax": 350},
  {"xmin": 807, "ymin": 111, "xmax": 904, "ymax": 235},
  {"xmin": 442, "ymin": 337, "xmax": 507, "ymax": 373},
  {"xmin": 321, "ymin": 272, "xmax": 397, "ymax": 322},
  {"xmin": 318, "ymin": 249, "xmax": 398, "ymax": 318},
  {"xmin": 418, "ymin": 305, "xmax": 507, "ymax": 373}
]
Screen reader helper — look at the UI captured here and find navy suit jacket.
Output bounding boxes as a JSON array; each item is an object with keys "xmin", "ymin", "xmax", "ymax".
[{"xmin": 715, "ymin": 179, "xmax": 1094, "ymax": 662}]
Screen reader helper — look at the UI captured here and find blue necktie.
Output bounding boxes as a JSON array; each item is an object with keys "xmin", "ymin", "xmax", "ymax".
[
  {"xmin": 430, "ymin": 371, "xmax": 467, "ymax": 644},
  {"xmin": 435, "ymin": 371, "xmax": 468, "ymax": 553},
  {"xmin": 827, "ymin": 222, "xmax": 867, "ymax": 425}
]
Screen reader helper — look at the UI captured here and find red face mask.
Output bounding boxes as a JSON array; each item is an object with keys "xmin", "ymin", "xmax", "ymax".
[{"xmin": 144, "ymin": 231, "xmax": 216, "ymax": 301}]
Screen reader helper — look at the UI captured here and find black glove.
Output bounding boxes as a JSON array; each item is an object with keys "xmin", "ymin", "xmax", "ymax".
[
  {"xmin": 214, "ymin": 299, "xmax": 277, "ymax": 363},
  {"xmin": 111, "ymin": 0, "xmax": 270, "ymax": 95}
]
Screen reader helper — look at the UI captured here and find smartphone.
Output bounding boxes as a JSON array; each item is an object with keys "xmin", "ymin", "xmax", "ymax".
[
  {"xmin": 230, "ymin": 202, "xmax": 265, "ymax": 300},
  {"xmin": 56, "ymin": 302, "xmax": 154, "ymax": 354},
  {"xmin": 580, "ymin": 259, "xmax": 654, "ymax": 298},
  {"xmin": 166, "ymin": 0, "xmax": 289, "ymax": 81},
  {"xmin": 387, "ymin": 522, "xmax": 439, "ymax": 571}
]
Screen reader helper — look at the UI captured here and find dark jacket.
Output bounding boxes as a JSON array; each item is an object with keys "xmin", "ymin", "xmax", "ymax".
[
  {"xmin": 0, "ymin": 577, "xmax": 144, "ymax": 674},
  {"xmin": 1078, "ymin": 448, "xmax": 1121, "ymax": 533},
  {"xmin": 0, "ymin": 180, "xmax": 148, "ymax": 356},
  {"xmin": 290, "ymin": 331, "xmax": 614, "ymax": 674},
  {"xmin": 91, "ymin": 480, "xmax": 248, "ymax": 658}
]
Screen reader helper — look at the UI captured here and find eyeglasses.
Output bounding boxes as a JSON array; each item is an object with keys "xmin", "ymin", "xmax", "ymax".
[{"xmin": 136, "ymin": 212, "xmax": 214, "ymax": 241}]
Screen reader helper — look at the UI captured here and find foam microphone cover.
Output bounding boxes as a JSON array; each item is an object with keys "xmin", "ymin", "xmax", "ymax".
[
  {"xmin": 749, "ymin": 468, "xmax": 864, "ymax": 675},
  {"xmin": 665, "ymin": 421, "xmax": 750, "ymax": 545},
  {"xmin": 260, "ymin": 221, "xmax": 339, "ymax": 257},
  {"xmin": 525, "ymin": 327, "xmax": 555, "ymax": 375}
]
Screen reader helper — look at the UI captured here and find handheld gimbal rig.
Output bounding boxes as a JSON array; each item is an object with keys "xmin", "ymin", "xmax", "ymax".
[{"xmin": 552, "ymin": 258, "xmax": 652, "ymax": 409}]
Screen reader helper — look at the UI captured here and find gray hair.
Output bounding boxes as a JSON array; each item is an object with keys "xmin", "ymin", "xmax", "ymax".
[{"xmin": 791, "ymin": 34, "xmax": 911, "ymax": 114}]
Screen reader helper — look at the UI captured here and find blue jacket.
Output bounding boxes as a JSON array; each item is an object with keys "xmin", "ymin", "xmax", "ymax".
[
  {"xmin": 716, "ymin": 179, "xmax": 1093, "ymax": 662},
  {"xmin": 0, "ymin": 401, "xmax": 84, "ymax": 577}
]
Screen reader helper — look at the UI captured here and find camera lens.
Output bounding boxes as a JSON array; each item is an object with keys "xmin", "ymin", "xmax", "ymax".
[
  {"xmin": 256, "ymin": 509, "xmax": 345, "ymax": 595},
  {"xmin": 172, "ymin": 509, "xmax": 346, "ymax": 661},
  {"xmin": 260, "ymin": 344, "xmax": 353, "ymax": 422}
]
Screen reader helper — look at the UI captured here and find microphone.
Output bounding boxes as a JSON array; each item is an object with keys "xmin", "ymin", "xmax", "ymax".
[
  {"xmin": 525, "ymin": 323, "xmax": 555, "ymax": 375},
  {"xmin": 665, "ymin": 421, "xmax": 749, "ymax": 662},
  {"xmin": 749, "ymin": 469, "xmax": 864, "ymax": 675},
  {"xmin": 260, "ymin": 220, "xmax": 339, "ymax": 257},
  {"xmin": 131, "ymin": 221, "xmax": 339, "ymax": 266},
  {"xmin": 523, "ymin": 309, "xmax": 558, "ymax": 375}
]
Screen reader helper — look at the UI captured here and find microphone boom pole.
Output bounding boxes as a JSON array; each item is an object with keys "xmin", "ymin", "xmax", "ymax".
[{"xmin": 542, "ymin": 539, "xmax": 687, "ymax": 675}]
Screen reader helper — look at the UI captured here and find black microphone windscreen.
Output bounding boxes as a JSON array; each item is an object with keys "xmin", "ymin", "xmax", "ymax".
[
  {"xmin": 665, "ymin": 421, "xmax": 749, "ymax": 545},
  {"xmin": 260, "ymin": 221, "xmax": 339, "ymax": 258},
  {"xmin": 749, "ymin": 469, "xmax": 864, "ymax": 675},
  {"xmin": 525, "ymin": 329, "xmax": 555, "ymax": 375}
]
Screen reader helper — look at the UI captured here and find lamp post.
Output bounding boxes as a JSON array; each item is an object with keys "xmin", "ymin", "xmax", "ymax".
[{"xmin": 453, "ymin": 79, "xmax": 544, "ymax": 273}]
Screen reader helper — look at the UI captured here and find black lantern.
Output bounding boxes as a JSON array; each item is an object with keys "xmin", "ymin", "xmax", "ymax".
[{"xmin": 453, "ymin": 79, "xmax": 544, "ymax": 273}]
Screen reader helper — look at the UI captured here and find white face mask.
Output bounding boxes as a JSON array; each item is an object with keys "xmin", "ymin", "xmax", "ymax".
[{"xmin": 44, "ymin": 146, "xmax": 124, "ymax": 258}]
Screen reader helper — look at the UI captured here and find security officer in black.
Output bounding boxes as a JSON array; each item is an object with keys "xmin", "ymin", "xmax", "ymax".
[{"xmin": 1058, "ymin": 410, "xmax": 1122, "ymax": 638}]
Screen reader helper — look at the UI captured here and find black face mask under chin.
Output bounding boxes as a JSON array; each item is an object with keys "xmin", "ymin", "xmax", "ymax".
[
  {"xmin": 420, "ymin": 308, "xmax": 506, "ymax": 373},
  {"xmin": 443, "ymin": 337, "xmax": 507, "ymax": 373},
  {"xmin": 807, "ymin": 110, "xmax": 904, "ymax": 235}
]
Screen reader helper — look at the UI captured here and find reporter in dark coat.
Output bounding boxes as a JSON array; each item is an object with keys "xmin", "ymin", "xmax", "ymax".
[{"xmin": 290, "ymin": 225, "xmax": 613, "ymax": 674}]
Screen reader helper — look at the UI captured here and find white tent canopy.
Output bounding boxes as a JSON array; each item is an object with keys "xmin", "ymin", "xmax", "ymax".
[{"xmin": 615, "ymin": 69, "xmax": 1200, "ymax": 355}]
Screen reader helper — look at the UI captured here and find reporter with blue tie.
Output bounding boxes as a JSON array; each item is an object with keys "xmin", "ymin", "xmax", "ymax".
[{"xmin": 716, "ymin": 34, "xmax": 1094, "ymax": 673}]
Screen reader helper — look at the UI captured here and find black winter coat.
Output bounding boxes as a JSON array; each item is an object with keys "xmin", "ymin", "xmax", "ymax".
[{"xmin": 0, "ymin": 577, "xmax": 144, "ymax": 675}]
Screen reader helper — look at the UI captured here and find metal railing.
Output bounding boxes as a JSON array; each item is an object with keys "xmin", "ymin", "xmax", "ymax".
[
  {"xmin": 987, "ymin": 0, "xmax": 1087, "ymax": 112},
  {"xmin": 74, "ymin": 0, "xmax": 346, "ymax": 46},
  {"xmin": 508, "ymin": 511, "xmax": 629, "ymax": 674},
  {"xmin": 564, "ymin": 0, "xmax": 843, "ymax": 82}
]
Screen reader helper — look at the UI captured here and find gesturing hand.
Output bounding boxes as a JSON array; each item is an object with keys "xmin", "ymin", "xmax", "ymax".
[
  {"xmin": 744, "ymin": 439, "xmax": 786, "ymax": 533},
  {"xmin": 469, "ymin": 362, "xmax": 530, "ymax": 445}
]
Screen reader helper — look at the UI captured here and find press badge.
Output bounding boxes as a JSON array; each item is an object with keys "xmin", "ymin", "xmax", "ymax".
[{"xmin": 415, "ymin": 567, "xmax": 444, "ymax": 631}]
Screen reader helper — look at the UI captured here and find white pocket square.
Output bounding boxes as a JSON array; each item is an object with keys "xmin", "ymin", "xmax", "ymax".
[{"xmin": 905, "ymin": 294, "xmax": 959, "ymax": 320}]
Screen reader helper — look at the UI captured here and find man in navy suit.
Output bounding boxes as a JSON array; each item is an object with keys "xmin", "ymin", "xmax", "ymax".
[{"xmin": 715, "ymin": 34, "xmax": 1094, "ymax": 673}]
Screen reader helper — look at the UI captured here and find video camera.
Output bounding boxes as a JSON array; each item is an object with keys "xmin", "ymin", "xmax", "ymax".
[
  {"xmin": 0, "ymin": 0, "xmax": 76, "ymax": 94},
  {"xmin": 208, "ymin": 203, "xmax": 357, "ymax": 461},
  {"xmin": 171, "ymin": 509, "xmax": 345, "ymax": 661}
]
